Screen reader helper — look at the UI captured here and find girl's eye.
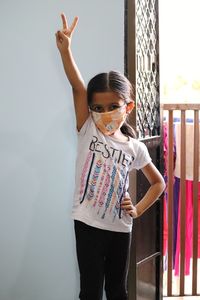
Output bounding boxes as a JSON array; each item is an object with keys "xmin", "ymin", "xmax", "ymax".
[
  {"xmin": 92, "ymin": 106, "xmax": 103, "ymax": 112},
  {"xmin": 109, "ymin": 105, "xmax": 120, "ymax": 111},
  {"xmin": 91, "ymin": 104, "xmax": 123, "ymax": 112}
]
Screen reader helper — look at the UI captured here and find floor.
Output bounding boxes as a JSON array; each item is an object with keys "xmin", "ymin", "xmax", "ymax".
[
  {"xmin": 163, "ymin": 258, "xmax": 200, "ymax": 297},
  {"xmin": 163, "ymin": 296, "xmax": 200, "ymax": 300}
]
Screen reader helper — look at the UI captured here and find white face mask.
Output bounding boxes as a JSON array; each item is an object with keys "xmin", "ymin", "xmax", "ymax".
[{"xmin": 91, "ymin": 105, "xmax": 127, "ymax": 135}]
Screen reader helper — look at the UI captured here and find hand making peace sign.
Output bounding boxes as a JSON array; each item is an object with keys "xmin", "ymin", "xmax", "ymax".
[{"xmin": 55, "ymin": 13, "xmax": 78, "ymax": 53}]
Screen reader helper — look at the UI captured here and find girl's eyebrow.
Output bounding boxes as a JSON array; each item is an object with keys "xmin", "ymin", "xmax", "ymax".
[
  {"xmin": 92, "ymin": 101, "xmax": 122, "ymax": 106},
  {"xmin": 90, "ymin": 104, "xmax": 103, "ymax": 108}
]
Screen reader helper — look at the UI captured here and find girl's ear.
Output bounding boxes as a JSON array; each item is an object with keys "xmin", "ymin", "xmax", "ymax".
[{"xmin": 126, "ymin": 101, "xmax": 135, "ymax": 114}]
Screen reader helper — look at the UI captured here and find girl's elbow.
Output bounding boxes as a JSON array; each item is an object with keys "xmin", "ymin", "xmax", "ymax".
[{"xmin": 159, "ymin": 177, "xmax": 166, "ymax": 194}]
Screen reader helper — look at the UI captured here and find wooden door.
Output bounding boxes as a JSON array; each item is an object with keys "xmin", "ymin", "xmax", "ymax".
[{"xmin": 125, "ymin": 1, "xmax": 164, "ymax": 299}]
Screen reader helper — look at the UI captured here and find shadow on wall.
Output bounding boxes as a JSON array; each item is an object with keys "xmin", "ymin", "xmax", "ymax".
[{"xmin": 0, "ymin": 110, "xmax": 79, "ymax": 300}]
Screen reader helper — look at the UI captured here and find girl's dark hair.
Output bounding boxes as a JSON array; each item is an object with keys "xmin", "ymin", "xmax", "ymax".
[{"xmin": 87, "ymin": 70, "xmax": 136, "ymax": 138}]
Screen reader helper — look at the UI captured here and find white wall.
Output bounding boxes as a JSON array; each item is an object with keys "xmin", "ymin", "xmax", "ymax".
[
  {"xmin": 0, "ymin": 1, "xmax": 124, "ymax": 299},
  {"xmin": 159, "ymin": 0, "xmax": 200, "ymax": 103}
]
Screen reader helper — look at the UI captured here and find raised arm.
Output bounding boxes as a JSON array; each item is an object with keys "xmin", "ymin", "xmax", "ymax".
[{"xmin": 55, "ymin": 13, "xmax": 89, "ymax": 131}]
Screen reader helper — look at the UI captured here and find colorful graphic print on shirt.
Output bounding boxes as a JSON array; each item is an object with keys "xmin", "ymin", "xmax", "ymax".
[{"xmin": 79, "ymin": 135, "xmax": 135, "ymax": 221}]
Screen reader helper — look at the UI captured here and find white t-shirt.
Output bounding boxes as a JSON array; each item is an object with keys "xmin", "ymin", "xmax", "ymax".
[{"xmin": 71, "ymin": 115, "xmax": 152, "ymax": 232}]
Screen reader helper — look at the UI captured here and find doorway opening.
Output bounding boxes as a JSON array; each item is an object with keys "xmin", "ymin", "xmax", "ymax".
[{"xmin": 159, "ymin": 0, "xmax": 200, "ymax": 296}]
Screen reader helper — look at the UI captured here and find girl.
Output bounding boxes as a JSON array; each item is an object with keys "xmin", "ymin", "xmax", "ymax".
[{"xmin": 55, "ymin": 14, "xmax": 165, "ymax": 300}]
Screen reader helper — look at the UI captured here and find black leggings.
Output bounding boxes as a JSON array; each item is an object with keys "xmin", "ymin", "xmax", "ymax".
[{"xmin": 74, "ymin": 220, "xmax": 131, "ymax": 300}]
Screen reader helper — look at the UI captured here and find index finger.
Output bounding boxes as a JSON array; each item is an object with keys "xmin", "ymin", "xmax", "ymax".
[
  {"xmin": 121, "ymin": 198, "xmax": 131, "ymax": 204},
  {"xmin": 61, "ymin": 13, "xmax": 68, "ymax": 30}
]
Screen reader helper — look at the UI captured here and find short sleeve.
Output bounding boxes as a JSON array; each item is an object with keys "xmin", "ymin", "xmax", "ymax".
[
  {"xmin": 131, "ymin": 141, "xmax": 152, "ymax": 170},
  {"xmin": 77, "ymin": 114, "xmax": 93, "ymax": 136}
]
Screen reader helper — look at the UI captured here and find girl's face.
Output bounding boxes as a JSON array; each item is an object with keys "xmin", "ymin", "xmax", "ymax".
[
  {"xmin": 90, "ymin": 91, "xmax": 133, "ymax": 113},
  {"xmin": 90, "ymin": 92, "xmax": 134, "ymax": 136}
]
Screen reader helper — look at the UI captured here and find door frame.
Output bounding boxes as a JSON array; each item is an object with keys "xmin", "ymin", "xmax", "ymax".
[{"xmin": 124, "ymin": 1, "xmax": 164, "ymax": 299}]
